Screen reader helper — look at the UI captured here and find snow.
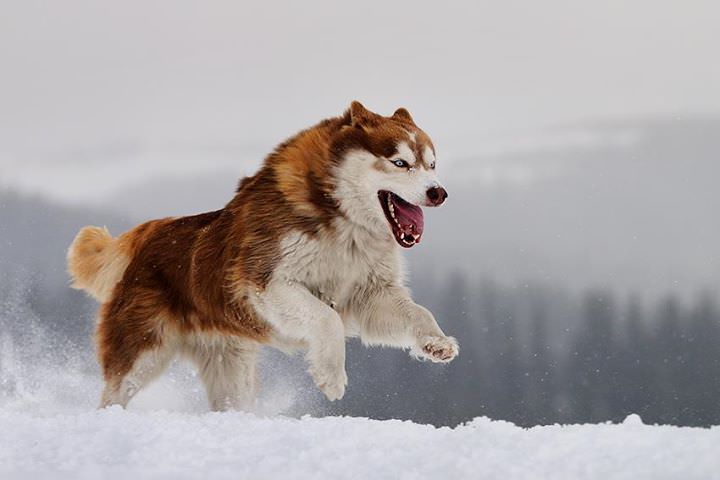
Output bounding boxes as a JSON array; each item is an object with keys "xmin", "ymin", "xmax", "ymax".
[
  {"xmin": 0, "ymin": 408, "xmax": 717, "ymax": 480},
  {"xmin": 1, "ymin": 317, "xmax": 719, "ymax": 479}
]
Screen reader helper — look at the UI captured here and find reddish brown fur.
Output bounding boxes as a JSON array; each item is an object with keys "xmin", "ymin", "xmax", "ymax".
[
  {"xmin": 67, "ymin": 226, "xmax": 119, "ymax": 299},
  {"xmin": 68, "ymin": 101, "xmax": 435, "ymax": 383}
]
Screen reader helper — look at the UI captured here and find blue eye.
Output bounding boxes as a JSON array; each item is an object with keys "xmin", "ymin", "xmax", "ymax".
[{"xmin": 393, "ymin": 159, "xmax": 409, "ymax": 168}]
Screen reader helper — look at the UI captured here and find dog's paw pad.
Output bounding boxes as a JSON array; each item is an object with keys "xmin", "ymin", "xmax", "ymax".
[{"xmin": 420, "ymin": 336, "xmax": 459, "ymax": 363}]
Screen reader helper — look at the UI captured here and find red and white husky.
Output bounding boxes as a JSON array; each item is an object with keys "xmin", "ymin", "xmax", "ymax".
[{"xmin": 67, "ymin": 101, "xmax": 458, "ymax": 411}]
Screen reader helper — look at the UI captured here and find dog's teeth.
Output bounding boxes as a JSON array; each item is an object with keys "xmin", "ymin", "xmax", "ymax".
[{"xmin": 400, "ymin": 234, "xmax": 415, "ymax": 246}]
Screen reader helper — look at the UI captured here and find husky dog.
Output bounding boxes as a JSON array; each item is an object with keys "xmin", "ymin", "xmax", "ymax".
[{"xmin": 68, "ymin": 101, "xmax": 457, "ymax": 411}]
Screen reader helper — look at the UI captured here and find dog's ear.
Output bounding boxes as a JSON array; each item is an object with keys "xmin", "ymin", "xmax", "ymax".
[
  {"xmin": 349, "ymin": 101, "xmax": 374, "ymax": 128},
  {"xmin": 391, "ymin": 107, "xmax": 415, "ymax": 125}
]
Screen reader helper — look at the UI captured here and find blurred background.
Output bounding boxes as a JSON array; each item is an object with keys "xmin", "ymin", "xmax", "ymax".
[{"xmin": 1, "ymin": 0, "xmax": 719, "ymax": 426}]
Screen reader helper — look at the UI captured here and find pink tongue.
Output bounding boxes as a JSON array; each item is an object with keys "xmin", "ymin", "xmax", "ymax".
[{"xmin": 394, "ymin": 201, "xmax": 424, "ymax": 237}]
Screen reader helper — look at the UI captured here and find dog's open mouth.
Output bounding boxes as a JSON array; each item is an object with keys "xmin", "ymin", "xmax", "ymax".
[{"xmin": 378, "ymin": 190, "xmax": 424, "ymax": 248}]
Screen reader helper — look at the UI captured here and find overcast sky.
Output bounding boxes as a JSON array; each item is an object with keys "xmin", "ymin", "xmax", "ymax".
[
  {"xmin": 1, "ymin": 0, "xmax": 719, "ymax": 199},
  {"xmin": 1, "ymin": 1, "xmax": 718, "ymax": 296}
]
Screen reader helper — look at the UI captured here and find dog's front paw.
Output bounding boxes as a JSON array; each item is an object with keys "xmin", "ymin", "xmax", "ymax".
[
  {"xmin": 310, "ymin": 365, "xmax": 348, "ymax": 401},
  {"xmin": 417, "ymin": 335, "xmax": 459, "ymax": 363}
]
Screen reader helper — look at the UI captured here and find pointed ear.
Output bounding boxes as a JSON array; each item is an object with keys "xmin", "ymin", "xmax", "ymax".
[
  {"xmin": 391, "ymin": 107, "xmax": 415, "ymax": 125},
  {"xmin": 349, "ymin": 101, "xmax": 373, "ymax": 127}
]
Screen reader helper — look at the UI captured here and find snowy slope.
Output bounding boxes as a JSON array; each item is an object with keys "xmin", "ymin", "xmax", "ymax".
[
  {"xmin": 1, "ymin": 308, "xmax": 720, "ymax": 479},
  {"xmin": 1, "ymin": 409, "xmax": 718, "ymax": 480},
  {"xmin": 2, "ymin": 237, "xmax": 719, "ymax": 480}
]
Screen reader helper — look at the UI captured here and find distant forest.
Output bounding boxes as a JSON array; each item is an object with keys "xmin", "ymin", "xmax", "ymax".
[
  {"xmin": 5, "ymin": 268, "xmax": 718, "ymax": 428},
  {"xmin": 1, "ymin": 191, "xmax": 719, "ymax": 427},
  {"xmin": 333, "ymin": 275, "xmax": 720, "ymax": 428}
]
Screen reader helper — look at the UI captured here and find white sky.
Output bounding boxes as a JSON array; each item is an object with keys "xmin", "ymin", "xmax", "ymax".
[{"xmin": 1, "ymin": 0, "xmax": 719, "ymax": 200}]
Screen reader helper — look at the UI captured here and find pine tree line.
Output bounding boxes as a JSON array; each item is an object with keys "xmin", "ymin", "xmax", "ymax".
[
  {"xmin": 4, "ymin": 269, "xmax": 719, "ymax": 427},
  {"xmin": 408, "ymin": 274, "xmax": 720, "ymax": 427}
]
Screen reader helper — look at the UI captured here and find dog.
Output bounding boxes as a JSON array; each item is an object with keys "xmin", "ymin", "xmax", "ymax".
[{"xmin": 67, "ymin": 101, "xmax": 458, "ymax": 411}]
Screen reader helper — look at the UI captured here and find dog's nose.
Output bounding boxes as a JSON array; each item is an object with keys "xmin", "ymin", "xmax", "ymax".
[{"xmin": 426, "ymin": 186, "xmax": 448, "ymax": 206}]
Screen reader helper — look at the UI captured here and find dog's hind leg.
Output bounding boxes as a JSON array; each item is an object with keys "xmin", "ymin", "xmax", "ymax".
[
  {"xmin": 185, "ymin": 334, "xmax": 259, "ymax": 412},
  {"xmin": 96, "ymin": 305, "xmax": 179, "ymax": 409},
  {"xmin": 99, "ymin": 342, "xmax": 177, "ymax": 408}
]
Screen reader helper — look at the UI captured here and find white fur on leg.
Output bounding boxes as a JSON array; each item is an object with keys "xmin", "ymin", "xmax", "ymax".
[
  {"xmin": 353, "ymin": 286, "xmax": 459, "ymax": 363},
  {"xmin": 184, "ymin": 334, "xmax": 259, "ymax": 412},
  {"xmin": 252, "ymin": 280, "xmax": 347, "ymax": 401}
]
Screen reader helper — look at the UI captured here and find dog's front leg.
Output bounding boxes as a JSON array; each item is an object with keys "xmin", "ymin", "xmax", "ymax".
[
  {"xmin": 356, "ymin": 286, "xmax": 458, "ymax": 363},
  {"xmin": 252, "ymin": 280, "xmax": 347, "ymax": 401}
]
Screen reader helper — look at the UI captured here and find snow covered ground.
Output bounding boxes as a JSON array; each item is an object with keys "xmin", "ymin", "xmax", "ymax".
[
  {"xmin": 1, "ymin": 319, "xmax": 719, "ymax": 479},
  {"xmin": 1, "ymin": 409, "xmax": 719, "ymax": 480}
]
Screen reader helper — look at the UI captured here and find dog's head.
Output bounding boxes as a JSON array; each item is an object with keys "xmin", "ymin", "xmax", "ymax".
[{"xmin": 332, "ymin": 101, "xmax": 447, "ymax": 248}]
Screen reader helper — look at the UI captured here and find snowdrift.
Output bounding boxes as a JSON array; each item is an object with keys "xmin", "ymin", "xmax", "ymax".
[
  {"xmin": 1, "ymin": 310, "xmax": 718, "ymax": 479},
  {"xmin": 1, "ymin": 409, "xmax": 718, "ymax": 480}
]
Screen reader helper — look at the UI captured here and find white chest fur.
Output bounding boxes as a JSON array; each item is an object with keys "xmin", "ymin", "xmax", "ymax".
[{"xmin": 273, "ymin": 221, "xmax": 404, "ymax": 312}]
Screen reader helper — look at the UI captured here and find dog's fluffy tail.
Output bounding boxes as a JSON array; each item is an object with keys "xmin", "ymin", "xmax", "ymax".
[{"xmin": 67, "ymin": 226, "xmax": 130, "ymax": 302}]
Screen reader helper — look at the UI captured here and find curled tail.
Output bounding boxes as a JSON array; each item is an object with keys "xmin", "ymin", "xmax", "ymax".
[{"xmin": 67, "ymin": 226, "xmax": 130, "ymax": 302}]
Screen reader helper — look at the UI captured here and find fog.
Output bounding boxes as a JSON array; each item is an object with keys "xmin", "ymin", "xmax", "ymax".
[
  {"xmin": 1, "ymin": 1, "xmax": 719, "ymax": 427},
  {"xmin": 3, "ymin": 1, "xmax": 720, "ymax": 153}
]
